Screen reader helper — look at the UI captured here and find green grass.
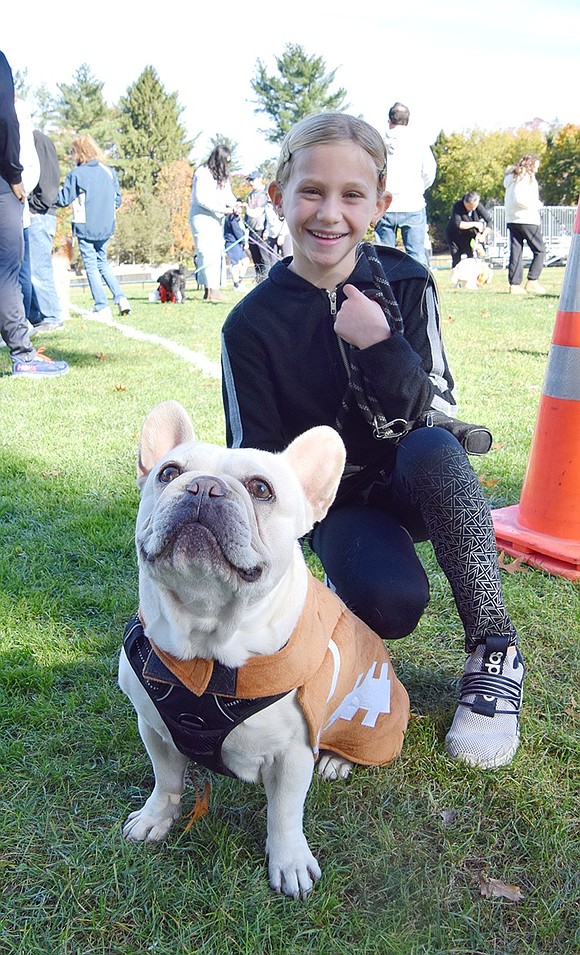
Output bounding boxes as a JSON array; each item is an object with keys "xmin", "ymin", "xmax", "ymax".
[{"xmin": 0, "ymin": 268, "xmax": 578, "ymax": 954}]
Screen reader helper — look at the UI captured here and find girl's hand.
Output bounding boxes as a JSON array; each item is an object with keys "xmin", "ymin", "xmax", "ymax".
[{"xmin": 334, "ymin": 284, "xmax": 391, "ymax": 349}]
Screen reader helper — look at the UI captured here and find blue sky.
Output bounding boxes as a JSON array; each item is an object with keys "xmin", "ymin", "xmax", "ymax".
[{"xmin": 3, "ymin": 0, "xmax": 579, "ymax": 171}]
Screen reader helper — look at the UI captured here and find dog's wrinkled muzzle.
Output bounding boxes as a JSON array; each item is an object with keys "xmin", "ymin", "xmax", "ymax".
[{"xmin": 140, "ymin": 474, "xmax": 263, "ymax": 582}]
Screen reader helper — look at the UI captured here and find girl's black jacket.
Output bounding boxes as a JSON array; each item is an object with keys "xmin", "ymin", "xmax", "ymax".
[{"xmin": 221, "ymin": 245, "xmax": 457, "ymax": 476}]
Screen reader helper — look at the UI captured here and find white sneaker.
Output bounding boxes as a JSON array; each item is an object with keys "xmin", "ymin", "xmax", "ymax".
[
  {"xmin": 117, "ymin": 296, "xmax": 131, "ymax": 316},
  {"xmin": 445, "ymin": 636, "xmax": 524, "ymax": 768}
]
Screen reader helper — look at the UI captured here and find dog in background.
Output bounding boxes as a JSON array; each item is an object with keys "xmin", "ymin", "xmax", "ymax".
[
  {"xmin": 157, "ymin": 265, "xmax": 187, "ymax": 303},
  {"xmin": 450, "ymin": 256, "xmax": 493, "ymax": 290},
  {"xmin": 119, "ymin": 401, "xmax": 410, "ymax": 899}
]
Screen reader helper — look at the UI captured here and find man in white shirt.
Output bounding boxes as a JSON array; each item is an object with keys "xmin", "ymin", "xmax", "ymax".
[{"xmin": 374, "ymin": 102, "xmax": 437, "ymax": 266}]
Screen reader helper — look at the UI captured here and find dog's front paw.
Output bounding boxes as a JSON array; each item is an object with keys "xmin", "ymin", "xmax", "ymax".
[
  {"xmin": 122, "ymin": 793, "xmax": 181, "ymax": 842},
  {"xmin": 267, "ymin": 842, "xmax": 322, "ymax": 900},
  {"xmin": 316, "ymin": 750, "xmax": 353, "ymax": 781}
]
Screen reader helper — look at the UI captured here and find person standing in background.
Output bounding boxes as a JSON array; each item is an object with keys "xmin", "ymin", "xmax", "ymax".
[
  {"xmin": 244, "ymin": 171, "xmax": 278, "ymax": 283},
  {"xmin": 504, "ymin": 154, "xmax": 546, "ymax": 295},
  {"xmin": 57, "ymin": 135, "xmax": 130, "ymax": 317},
  {"xmin": 189, "ymin": 145, "xmax": 236, "ymax": 302},
  {"xmin": 28, "ymin": 128, "xmax": 65, "ymax": 331},
  {"xmin": 374, "ymin": 102, "xmax": 436, "ymax": 266},
  {"xmin": 0, "ymin": 50, "xmax": 68, "ymax": 376},
  {"xmin": 15, "ymin": 95, "xmax": 40, "ymax": 325}
]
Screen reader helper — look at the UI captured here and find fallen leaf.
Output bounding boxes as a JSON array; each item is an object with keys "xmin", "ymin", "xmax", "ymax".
[
  {"xmin": 479, "ymin": 475, "xmax": 500, "ymax": 488},
  {"xmin": 183, "ymin": 781, "xmax": 211, "ymax": 831},
  {"xmin": 491, "ymin": 442, "xmax": 507, "ymax": 450},
  {"xmin": 41, "ymin": 470, "xmax": 62, "ymax": 478},
  {"xmin": 115, "ymin": 384, "xmax": 128, "ymax": 391},
  {"xmin": 498, "ymin": 552, "xmax": 530, "ymax": 575},
  {"xmin": 94, "ymin": 352, "xmax": 108, "ymax": 360},
  {"xmin": 479, "ymin": 870, "xmax": 524, "ymax": 902}
]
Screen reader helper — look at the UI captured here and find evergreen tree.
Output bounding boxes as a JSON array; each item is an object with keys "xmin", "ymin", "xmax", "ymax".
[
  {"xmin": 53, "ymin": 64, "xmax": 118, "ymax": 153},
  {"xmin": 118, "ymin": 66, "xmax": 193, "ymax": 191},
  {"xmin": 251, "ymin": 44, "xmax": 347, "ymax": 145}
]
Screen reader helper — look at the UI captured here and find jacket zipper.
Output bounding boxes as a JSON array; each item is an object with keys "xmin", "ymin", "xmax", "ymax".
[{"xmin": 327, "ymin": 288, "xmax": 337, "ymax": 316}]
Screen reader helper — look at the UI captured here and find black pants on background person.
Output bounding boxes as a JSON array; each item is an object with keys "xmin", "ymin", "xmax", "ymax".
[{"xmin": 507, "ymin": 222, "xmax": 545, "ymax": 286}]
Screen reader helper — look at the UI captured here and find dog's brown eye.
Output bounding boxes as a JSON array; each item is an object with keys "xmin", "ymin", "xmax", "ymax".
[
  {"xmin": 246, "ymin": 478, "xmax": 274, "ymax": 501},
  {"xmin": 158, "ymin": 464, "xmax": 181, "ymax": 484}
]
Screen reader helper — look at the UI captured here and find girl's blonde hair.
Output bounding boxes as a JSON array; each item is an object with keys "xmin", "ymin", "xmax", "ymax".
[
  {"xmin": 71, "ymin": 134, "xmax": 106, "ymax": 165},
  {"xmin": 274, "ymin": 112, "xmax": 388, "ymax": 196}
]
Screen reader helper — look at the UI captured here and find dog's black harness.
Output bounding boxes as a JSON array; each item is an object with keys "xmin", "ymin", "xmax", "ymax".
[{"xmin": 122, "ymin": 614, "xmax": 291, "ymax": 777}]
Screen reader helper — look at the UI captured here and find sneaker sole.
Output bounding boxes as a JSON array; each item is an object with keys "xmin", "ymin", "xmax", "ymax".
[
  {"xmin": 445, "ymin": 730, "xmax": 520, "ymax": 769},
  {"xmin": 12, "ymin": 367, "xmax": 69, "ymax": 378}
]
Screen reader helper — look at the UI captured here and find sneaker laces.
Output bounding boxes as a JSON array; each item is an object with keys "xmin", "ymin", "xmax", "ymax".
[{"xmin": 458, "ymin": 645, "xmax": 523, "ymax": 718}]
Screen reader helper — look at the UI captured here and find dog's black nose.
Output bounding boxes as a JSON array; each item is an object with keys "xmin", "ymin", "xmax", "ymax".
[{"xmin": 186, "ymin": 475, "xmax": 227, "ymax": 498}]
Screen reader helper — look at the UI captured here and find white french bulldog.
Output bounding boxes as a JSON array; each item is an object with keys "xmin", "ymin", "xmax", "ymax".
[{"xmin": 119, "ymin": 401, "xmax": 409, "ymax": 899}]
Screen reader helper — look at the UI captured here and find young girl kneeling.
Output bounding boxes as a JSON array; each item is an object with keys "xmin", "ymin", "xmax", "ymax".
[{"xmin": 221, "ymin": 112, "xmax": 524, "ymax": 769}]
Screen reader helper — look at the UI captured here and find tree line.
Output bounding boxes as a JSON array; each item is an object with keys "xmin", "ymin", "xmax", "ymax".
[{"xmin": 15, "ymin": 44, "xmax": 580, "ymax": 264}]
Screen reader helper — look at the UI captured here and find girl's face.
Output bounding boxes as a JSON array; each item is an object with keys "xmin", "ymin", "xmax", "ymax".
[{"xmin": 269, "ymin": 142, "xmax": 390, "ymax": 288}]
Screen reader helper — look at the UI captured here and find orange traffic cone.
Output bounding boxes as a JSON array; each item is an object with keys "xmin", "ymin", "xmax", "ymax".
[{"xmin": 492, "ymin": 197, "xmax": 580, "ymax": 581}]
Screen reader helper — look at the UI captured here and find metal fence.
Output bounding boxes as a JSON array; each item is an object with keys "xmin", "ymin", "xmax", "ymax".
[{"xmin": 486, "ymin": 205, "xmax": 576, "ymax": 268}]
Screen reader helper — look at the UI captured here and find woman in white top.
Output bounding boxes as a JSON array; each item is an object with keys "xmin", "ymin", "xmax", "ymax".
[
  {"xmin": 189, "ymin": 145, "xmax": 236, "ymax": 302},
  {"xmin": 503, "ymin": 154, "xmax": 546, "ymax": 295}
]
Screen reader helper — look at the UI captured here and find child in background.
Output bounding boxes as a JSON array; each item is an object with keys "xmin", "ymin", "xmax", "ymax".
[
  {"xmin": 224, "ymin": 200, "xmax": 249, "ymax": 289},
  {"xmin": 221, "ymin": 112, "xmax": 524, "ymax": 770}
]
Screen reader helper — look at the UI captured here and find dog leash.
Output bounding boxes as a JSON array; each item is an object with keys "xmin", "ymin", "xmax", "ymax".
[{"xmin": 336, "ymin": 243, "xmax": 408, "ymax": 440}]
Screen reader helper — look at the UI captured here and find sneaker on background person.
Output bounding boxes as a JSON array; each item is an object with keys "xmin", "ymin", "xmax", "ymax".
[
  {"xmin": 117, "ymin": 295, "xmax": 131, "ymax": 316},
  {"xmin": 29, "ymin": 319, "xmax": 65, "ymax": 333},
  {"xmin": 11, "ymin": 349, "xmax": 69, "ymax": 377},
  {"xmin": 525, "ymin": 279, "xmax": 546, "ymax": 295}
]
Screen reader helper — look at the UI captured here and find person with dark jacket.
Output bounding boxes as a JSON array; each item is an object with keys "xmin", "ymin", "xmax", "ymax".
[
  {"xmin": 0, "ymin": 49, "xmax": 68, "ymax": 376},
  {"xmin": 445, "ymin": 192, "xmax": 491, "ymax": 267},
  {"xmin": 57, "ymin": 134, "xmax": 130, "ymax": 316},
  {"xmin": 27, "ymin": 129, "xmax": 64, "ymax": 330}
]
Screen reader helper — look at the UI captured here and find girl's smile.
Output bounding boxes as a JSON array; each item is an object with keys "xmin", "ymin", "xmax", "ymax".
[{"xmin": 269, "ymin": 142, "xmax": 390, "ymax": 288}]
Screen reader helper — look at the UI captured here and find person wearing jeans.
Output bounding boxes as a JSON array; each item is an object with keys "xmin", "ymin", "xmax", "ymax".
[
  {"xmin": 1, "ymin": 50, "xmax": 68, "ymax": 377},
  {"xmin": 28, "ymin": 129, "xmax": 64, "ymax": 329},
  {"xmin": 28, "ymin": 209, "xmax": 62, "ymax": 325},
  {"xmin": 57, "ymin": 134, "xmax": 131, "ymax": 316},
  {"xmin": 76, "ymin": 236, "xmax": 124, "ymax": 311},
  {"xmin": 374, "ymin": 102, "xmax": 436, "ymax": 267},
  {"xmin": 375, "ymin": 208, "xmax": 429, "ymax": 266}
]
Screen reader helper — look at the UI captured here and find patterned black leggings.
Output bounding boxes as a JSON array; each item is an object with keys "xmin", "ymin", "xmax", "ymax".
[{"xmin": 311, "ymin": 427, "xmax": 517, "ymax": 652}]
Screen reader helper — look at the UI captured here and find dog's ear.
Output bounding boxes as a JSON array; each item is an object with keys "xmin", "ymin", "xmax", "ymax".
[
  {"xmin": 282, "ymin": 426, "xmax": 346, "ymax": 527},
  {"xmin": 137, "ymin": 401, "xmax": 196, "ymax": 488}
]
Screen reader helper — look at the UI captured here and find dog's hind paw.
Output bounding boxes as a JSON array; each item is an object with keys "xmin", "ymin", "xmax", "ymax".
[{"xmin": 316, "ymin": 751, "xmax": 353, "ymax": 781}]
